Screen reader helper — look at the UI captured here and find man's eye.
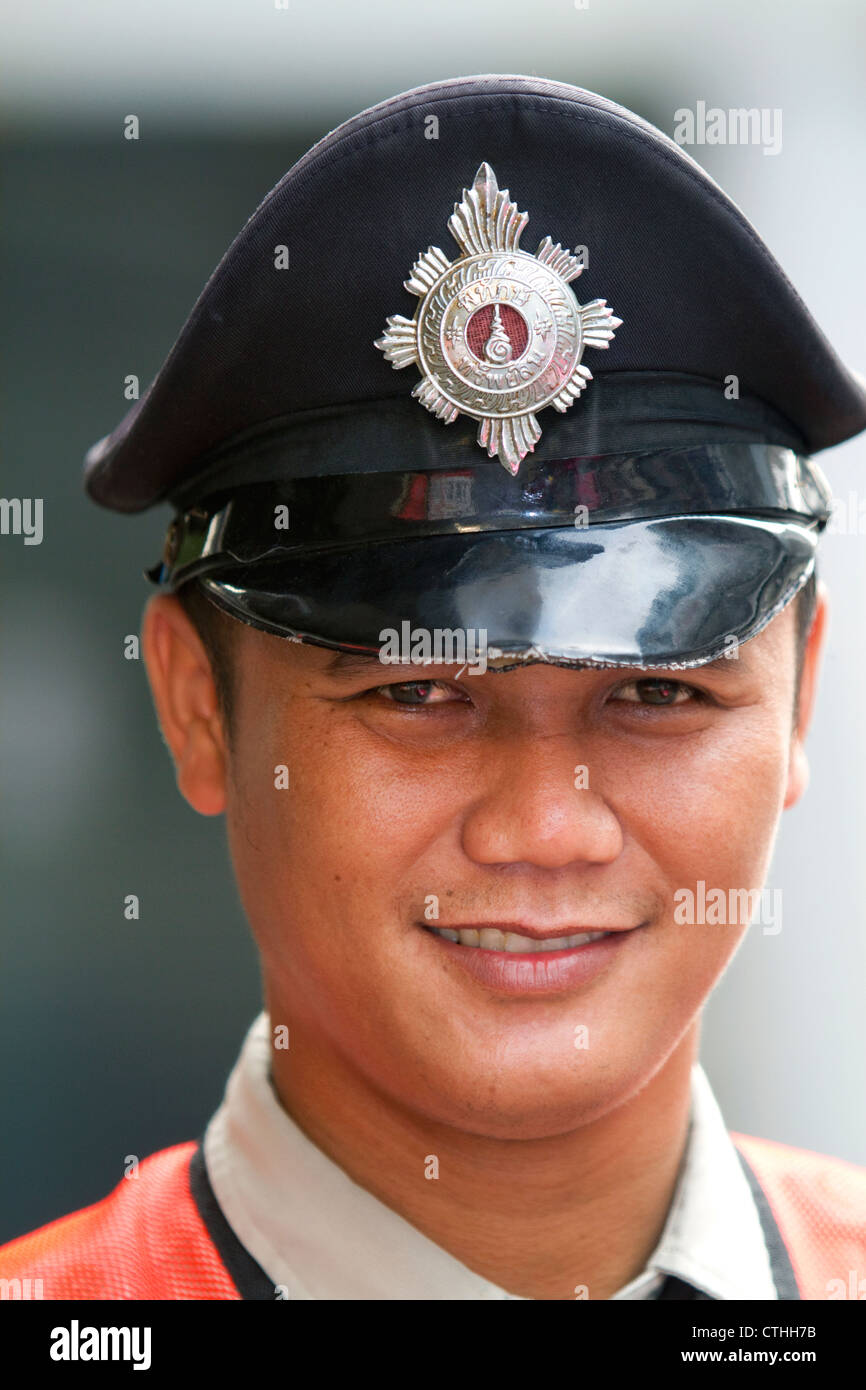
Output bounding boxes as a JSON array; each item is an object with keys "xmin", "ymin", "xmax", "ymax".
[
  {"xmin": 612, "ymin": 678, "xmax": 697, "ymax": 706},
  {"xmin": 375, "ymin": 680, "xmax": 461, "ymax": 706}
]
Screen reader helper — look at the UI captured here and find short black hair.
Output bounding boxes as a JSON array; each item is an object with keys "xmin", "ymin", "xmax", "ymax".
[
  {"xmin": 792, "ymin": 568, "xmax": 819, "ymax": 724},
  {"xmin": 793, "ymin": 568, "xmax": 818, "ymax": 673},
  {"xmin": 177, "ymin": 569, "xmax": 820, "ymax": 737}
]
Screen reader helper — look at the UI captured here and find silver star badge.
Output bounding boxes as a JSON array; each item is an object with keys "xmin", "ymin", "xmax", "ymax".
[{"xmin": 375, "ymin": 163, "xmax": 622, "ymax": 475}]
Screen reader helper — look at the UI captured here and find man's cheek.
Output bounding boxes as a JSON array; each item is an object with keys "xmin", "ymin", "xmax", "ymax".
[
  {"xmin": 229, "ymin": 754, "xmax": 418, "ymax": 922},
  {"xmin": 640, "ymin": 728, "xmax": 786, "ymax": 835}
]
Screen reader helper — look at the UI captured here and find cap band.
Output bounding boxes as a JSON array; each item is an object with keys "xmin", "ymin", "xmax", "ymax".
[{"xmin": 149, "ymin": 442, "xmax": 830, "ymax": 590}]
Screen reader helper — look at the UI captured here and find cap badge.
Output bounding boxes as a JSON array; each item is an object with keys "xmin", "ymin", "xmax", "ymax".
[{"xmin": 375, "ymin": 163, "xmax": 622, "ymax": 475}]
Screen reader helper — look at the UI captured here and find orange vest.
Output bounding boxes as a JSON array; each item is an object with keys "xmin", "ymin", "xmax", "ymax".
[{"xmin": 0, "ymin": 1135, "xmax": 864, "ymax": 1299}]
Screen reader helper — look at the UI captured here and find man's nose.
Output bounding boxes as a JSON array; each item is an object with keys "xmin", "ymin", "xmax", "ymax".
[{"xmin": 460, "ymin": 732, "xmax": 623, "ymax": 870}]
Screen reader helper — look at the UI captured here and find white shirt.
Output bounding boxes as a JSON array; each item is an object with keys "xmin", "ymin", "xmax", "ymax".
[{"xmin": 202, "ymin": 1012, "xmax": 779, "ymax": 1300}]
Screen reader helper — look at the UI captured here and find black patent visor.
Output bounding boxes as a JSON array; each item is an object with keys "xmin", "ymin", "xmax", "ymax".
[{"xmin": 148, "ymin": 443, "xmax": 830, "ymax": 668}]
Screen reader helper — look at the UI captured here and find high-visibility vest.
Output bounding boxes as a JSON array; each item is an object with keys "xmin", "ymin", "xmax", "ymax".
[{"xmin": 0, "ymin": 1136, "xmax": 864, "ymax": 1300}]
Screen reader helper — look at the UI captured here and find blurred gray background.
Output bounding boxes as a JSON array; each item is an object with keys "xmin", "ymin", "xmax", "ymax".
[{"xmin": 1, "ymin": 0, "xmax": 864, "ymax": 1242}]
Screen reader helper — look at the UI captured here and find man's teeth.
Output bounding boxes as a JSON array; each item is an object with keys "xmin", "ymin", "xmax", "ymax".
[{"xmin": 426, "ymin": 927, "xmax": 611, "ymax": 952}]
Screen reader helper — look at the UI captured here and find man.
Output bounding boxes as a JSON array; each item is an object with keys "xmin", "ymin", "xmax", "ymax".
[{"xmin": 2, "ymin": 74, "xmax": 864, "ymax": 1301}]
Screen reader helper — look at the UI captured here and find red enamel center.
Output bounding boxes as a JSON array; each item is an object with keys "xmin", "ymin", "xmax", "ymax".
[{"xmin": 466, "ymin": 304, "xmax": 529, "ymax": 362}]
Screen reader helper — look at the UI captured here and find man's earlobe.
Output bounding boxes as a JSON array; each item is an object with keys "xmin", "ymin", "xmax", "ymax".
[
  {"xmin": 784, "ymin": 583, "xmax": 828, "ymax": 811},
  {"xmin": 141, "ymin": 594, "xmax": 227, "ymax": 816},
  {"xmin": 784, "ymin": 741, "xmax": 809, "ymax": 809}
]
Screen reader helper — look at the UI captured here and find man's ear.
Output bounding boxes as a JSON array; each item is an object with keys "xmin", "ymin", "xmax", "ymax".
[
  {"xmin": 141, "ymin": 593, "xmax": 227, "ymax": 816},
  {"xmin": 784, "ymin": 580, "xmax": 828, "ymax": 811}
]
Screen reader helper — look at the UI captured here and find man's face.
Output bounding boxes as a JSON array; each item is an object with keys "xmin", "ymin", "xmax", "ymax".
[{"xmin": 145, "ymin": 593, "xmax": 823, "ymax": 1141}]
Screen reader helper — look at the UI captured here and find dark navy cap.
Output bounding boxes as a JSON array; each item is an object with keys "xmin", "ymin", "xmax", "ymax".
[{"xmin": 83, "ymin": 75, "xmax": 866, "ymax": 668}]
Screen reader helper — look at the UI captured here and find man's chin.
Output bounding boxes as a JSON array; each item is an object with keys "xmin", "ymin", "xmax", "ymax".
[{"xmin": 390, "ymin": 1042, "xmax": 672, "ymax": 1142}]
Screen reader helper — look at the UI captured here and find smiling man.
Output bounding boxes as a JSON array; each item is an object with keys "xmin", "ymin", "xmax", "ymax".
[{"xmin": 2, "ymin": 75, "xmax": 865, "ymax": 1301}]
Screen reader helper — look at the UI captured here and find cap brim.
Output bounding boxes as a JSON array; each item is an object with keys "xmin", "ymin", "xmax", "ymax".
[{"xmin": 196, "ymin": 515, "xmax": 817, "ymax": 669}]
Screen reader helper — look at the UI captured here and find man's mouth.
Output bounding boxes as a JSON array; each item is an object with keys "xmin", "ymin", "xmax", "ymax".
[
  {"xmin": 419, "ymin": 920, "xmax": 645, "ymax": 995},
  {"xmin": 425, "ymin": 926, "xmax": 614, "ymax": 952}
]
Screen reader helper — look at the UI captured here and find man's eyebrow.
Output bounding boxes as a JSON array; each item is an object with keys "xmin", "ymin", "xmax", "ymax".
[
  {"xmin": 322, "ymin": 650, "xmax": 390, "ymax": 675},
  {"xmin": 678, "ymin": 651, "xmax": 754, "ymax": 678},
  {"xmin": 321, "ymin": 650, "xmax": 469, "ymax": 679},
  {"xmin": 611, "ymin": 653, "xmax": 754, "ymax": 681},
  {"xmin": 320, "ymin": 649, "xmax": 754, "ymax": 678}
]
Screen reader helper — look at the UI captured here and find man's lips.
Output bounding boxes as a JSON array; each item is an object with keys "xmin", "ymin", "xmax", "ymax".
[
  {"xmin": 420, "ymin": 921, "xmax": 644, "ymax": 953},
  {"xmin": 418, "ymin": 920, "xmax": 645, "ymax": 995},
  {"xmin": 425, "ymin": 921, "xmax": 640, "ymax": 940}
]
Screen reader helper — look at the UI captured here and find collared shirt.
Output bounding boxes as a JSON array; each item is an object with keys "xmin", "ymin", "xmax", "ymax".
[{"xmin": 201, "ymin": 1012, "xmax": 781, "ymax": 1300}]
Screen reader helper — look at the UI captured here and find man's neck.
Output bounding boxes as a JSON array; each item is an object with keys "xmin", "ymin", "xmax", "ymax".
[{"xmin": 267, "ymin": 1011, "xmax": 698, "ymax": 1301}]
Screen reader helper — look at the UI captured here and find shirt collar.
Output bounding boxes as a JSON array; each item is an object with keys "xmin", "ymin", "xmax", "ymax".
[
  {"xmin": 613, "ymin": 1062, "xmax": 777, "ymax": 1300},
  {"xmin": 203, "ymin": 1012, "xmax": 778, "ymax": 1300}
]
